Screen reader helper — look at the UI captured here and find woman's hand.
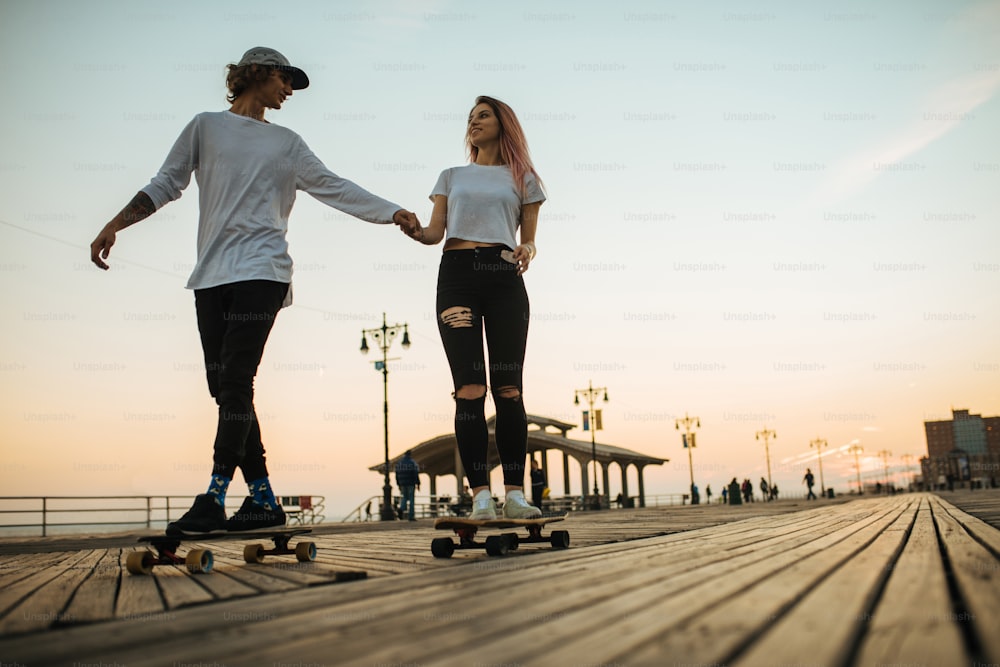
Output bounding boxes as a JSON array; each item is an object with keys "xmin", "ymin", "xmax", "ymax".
[{"xmin": 513, "ymin": 242, "xmax": 536, "ymax": 275}]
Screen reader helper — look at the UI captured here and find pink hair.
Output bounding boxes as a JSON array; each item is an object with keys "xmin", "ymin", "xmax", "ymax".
[{"xmin": 466, "ymin": 95, "xmax": 544, "ymax": 197}]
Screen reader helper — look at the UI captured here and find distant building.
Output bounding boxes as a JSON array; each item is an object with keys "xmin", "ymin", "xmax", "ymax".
[{"xmin": 922, "ymin": 408, "xmax": 1000, "ymax": 489}]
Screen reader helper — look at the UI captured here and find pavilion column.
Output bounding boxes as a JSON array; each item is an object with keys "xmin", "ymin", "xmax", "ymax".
[
  {"xmin": 602, "ymin": 463, "xmax": 610, "ymax": 504},
  {"xmin": 429, "ymin": 475, "xmax": 437, "ymax": 496},
  {"xmin": 637, "ymin": 464, "xmax": 647, "ymax": 507},
  {"xmin": 562, "ymin": 452, "xmax": 571, "ymax": 495},
  {"xmin": 580, "ymin": 459, "xmax": 589, "ymax": 502},
  {"xmin": 621, "ymin": 463, "xmax": 630, "ymax": 505}
]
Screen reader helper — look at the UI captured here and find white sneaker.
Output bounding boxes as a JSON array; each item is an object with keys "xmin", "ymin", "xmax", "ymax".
[
  {"xmin": 469, "ymin": 490, "xmax": 497, "ymax": 520},
  {"xmin": 503, "ymin": 490, "xmax": 542, "ymax": 519}
]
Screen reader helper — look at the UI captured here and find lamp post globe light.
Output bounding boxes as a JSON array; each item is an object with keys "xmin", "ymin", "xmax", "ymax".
[
  {"xmin": 675, "ymin": 413, "xmax": 701, "ymax": 505},
  {"xmin": 360, "ymin": 312, "xmax": 411, "ymax": 521},
  {"xmin": 573, "ymin": 380, "xmax": 608, "ymax": 509}
]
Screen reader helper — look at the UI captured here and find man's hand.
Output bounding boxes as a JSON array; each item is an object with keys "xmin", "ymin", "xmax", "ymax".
[
  {"xmin": 90, "ymin": 224, "xmax": 118, "ymax": 270},
  {"xmin": 392, "ymin": 209, "xmax": 420, "ymax": 235}
]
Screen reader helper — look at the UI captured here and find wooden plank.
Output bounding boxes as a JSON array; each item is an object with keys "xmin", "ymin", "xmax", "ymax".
[
  {"xmin": 0, "ymin": 496, "xmax": 910, "ymax": 665},
  {"xmin": 0, "ymin": 549, "xmax": 105, "ymax": 634},
  {"xmin": 935, "ymin": 495, "xmax": 1000, "ymax": 558},
  {"xmin": 60, "ymin": 548, "xmax": 122, "ymax": 625},
  {"xmin": 221, "ymin": 501, "xmax": 910, "ymax": 666},
  {"xmin": 114, "ymin": 549, "xmax": 168, "ymax": 620},
  {"xmin": 930, "ymin": 496, "xmax": 1000, "ymax": 663},
  {"xmin": 442, "ymin": 498, "xmax": 911, "ymax": 667},
  {"xmin": 852, "ymin": 502, "xmax": 968, "ymax": 667},
  {"xmin": 141, "ymin": 549, "xmax": 215, "ymax": 610}
]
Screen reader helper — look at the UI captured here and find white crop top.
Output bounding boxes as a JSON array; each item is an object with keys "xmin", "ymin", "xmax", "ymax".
[{"xmin": 430, "ymin": 163, "xmax": 545, "ymax": 249}]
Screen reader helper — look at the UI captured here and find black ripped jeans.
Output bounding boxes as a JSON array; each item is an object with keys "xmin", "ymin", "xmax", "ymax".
[
  {"xmin": 436, "ymin": 247, "xmax": 529, "ymax": 488},
  {"xmin": 194, "ymin": 280, "xmax": 288, "ymax": 482}
]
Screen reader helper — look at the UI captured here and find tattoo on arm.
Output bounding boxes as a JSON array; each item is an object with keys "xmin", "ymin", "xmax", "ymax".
[{"xmin": 119, "ymin": 192, "xmax": 156, "ymax": 227}]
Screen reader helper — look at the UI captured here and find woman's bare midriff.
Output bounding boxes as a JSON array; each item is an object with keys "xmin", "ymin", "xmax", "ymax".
[{"xmin": 443, "ymin": 238, "xmax": 505, "ymax": 251}]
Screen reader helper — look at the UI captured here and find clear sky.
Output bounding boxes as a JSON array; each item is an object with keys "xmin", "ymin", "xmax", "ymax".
[{"xmin": 1, "ymin": 0, "xmax": 998, "ymax": 518}]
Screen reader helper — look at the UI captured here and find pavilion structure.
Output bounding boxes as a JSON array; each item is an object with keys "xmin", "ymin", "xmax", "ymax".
[{"xmin": 369, "ymin": 414, "xmax": 668, "ymax": 507}]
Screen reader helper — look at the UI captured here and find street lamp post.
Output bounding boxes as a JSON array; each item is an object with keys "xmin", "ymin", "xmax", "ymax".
[
  {"xmin": 675, "ymin": 413, "xmax": 701, "ymax": 504},
  {"xmin": 573, "ymin": 380, "xmax": 608, "ymax": 508},
  {"xmin": 810, "ymin": 438, "xmax": 828, "ymax": 497},
  {"xmin": 878, "ymin": 449, "xmax": 892, "ymax": 492},
  {"xmin": 901, "ymin": 453, "xmax": 915, "ymax": 490},
  {"xmin": 848, "ymin": 443, "xmax": 864, "ymax": 494},
  {"xmin": 755, "ymin": 427, "xmax": 777, "ymax": 498},
  {"xmin": 360, "ymin": 312, "xmax": 411, "ymax": 522}
]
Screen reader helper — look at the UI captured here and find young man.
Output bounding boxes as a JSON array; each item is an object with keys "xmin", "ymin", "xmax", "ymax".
[{"xmin": 90, "ymin": 47, "xmax": 419, "ymax": 534}]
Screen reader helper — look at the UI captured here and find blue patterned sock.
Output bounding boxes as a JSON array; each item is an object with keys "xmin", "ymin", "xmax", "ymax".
[
  {"xmin": 248, "ymin": 477, "xmax": 277, "ymax": 511},
  {"xmin": 206, "ymin": 474, "xmax": 231, "ymax": 507}
]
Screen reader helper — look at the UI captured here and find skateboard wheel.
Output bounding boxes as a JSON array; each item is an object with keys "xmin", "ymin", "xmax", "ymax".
[
  {"xmin": 502, "ymin": 532, "xmax": 520, "ymax": 551},
  {"xmin": 126, "ymin": 550, "xmax": 155, "ymax": 575},
  {"xmin": 243, "ymin": 544, "xmax": 265, "ymax": 564},
  {"xmin": 550, "ymin": 530, "xmax": 570, "ymax": 549},
  {"xmin": 431, "ymin": 537, "xmax": 455, "ymax": 559},
  {"xmin": 485, "ymin": 535, "xmax": 508, "ymax": 557},
  {"xmin": 186, "ymin": 549, "xmax": 213, "ymax": 574},
  {"xmin": 295, "ymin": 541, "xmax": 317, "ymax": 562}
]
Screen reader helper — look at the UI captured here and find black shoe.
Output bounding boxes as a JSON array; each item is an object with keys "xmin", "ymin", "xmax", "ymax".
[
  {"xmin": 225, "ymin": 496, "xmax": 286, "ymax": 532},
  {"xmin": 166, "ymin": 494, "xmax": 227, "ymax": 535}
]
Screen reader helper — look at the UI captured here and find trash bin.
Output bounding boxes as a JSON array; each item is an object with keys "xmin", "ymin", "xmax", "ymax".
[
  {"xmin": 826, "ymin": 488, "xmax": 835, "ymax": 499},
  {"xmin": 728, "ymin": 481, "xmax": 742, "ymax": 505}
]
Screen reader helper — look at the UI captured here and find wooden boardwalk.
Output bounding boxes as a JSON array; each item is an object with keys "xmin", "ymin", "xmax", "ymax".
[{"xmin": 0, "ymin": 492, "xmax": 998, "ymax": 666}]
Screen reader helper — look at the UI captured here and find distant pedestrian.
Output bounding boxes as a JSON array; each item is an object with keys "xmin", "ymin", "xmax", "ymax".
[
  {"xmin": 742, "ymin": 478, "xmax": 753, "ymax": 503},
  {"xmin": 771, "ymin": 483, "xmax": 779, "ymax": 501},
  {"xmin": 721, "ymin": 486, "xmax": 728, "ymax": 504},
  {"xmin": 706, "ymin": 484, "xmax": 712, "ymax": 504},
  {"xmin": 395, "ymin": 450, "xmax": 420, "ymax": 521},
  {"xmin": 364, "ymin": 500, "xmax": 372, "ymax": 522},
  {"xmin": 530, "ymin": 458, "xmax": 547, "ymax": 509},
  {"xmin": 804, "ymin": 468, "xmax": 817, "ymax": 500},
  {"xmin": 760, "ymin": 477, "xmax": 770, "ymax": 502},
  {"xmin": 691, "ymin": 483, "xmax": 700, "ymax": 505}
]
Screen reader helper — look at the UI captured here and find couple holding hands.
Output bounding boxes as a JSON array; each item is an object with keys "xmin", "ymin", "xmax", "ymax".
[{"xmin": 90, "ymin": 47, "xmax": 545, "ymax": 534}]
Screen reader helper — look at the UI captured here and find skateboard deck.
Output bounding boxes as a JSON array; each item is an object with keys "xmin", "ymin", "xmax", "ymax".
[
  {"xmin": 432, "ymin": 514, "xmax": 569, "ymax": 557},
  {"xmin": 128, "ymin": 528, "xmax": 316, "ymax": 575}
]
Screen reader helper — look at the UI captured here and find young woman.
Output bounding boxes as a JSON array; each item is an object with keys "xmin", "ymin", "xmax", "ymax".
[
  {"xmin": 403, "ymin": 96, "xmax": 544, "ymax": 520},
  {"xmin": 90, "ymin": 47, "xmax": 418, "ymax": 534}
]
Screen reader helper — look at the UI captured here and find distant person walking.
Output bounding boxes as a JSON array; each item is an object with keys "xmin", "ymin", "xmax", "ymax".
[
  {"xmin": 401, "ymin": 95, "xmax": 545, "ymax": 521},
  {"xmin": 90, "ymin": 47, "xmax": 418, "ymax": 535},
  {"xmin": 530, "ymin": 458, "xmax": 547, "ymax": 509},
  {"xmin": 721, "ymin": 485, "xmax": 728, "ymax": 504},
  {"xmin": 395, "ymin": 450, "xmax": 420, "ymax": 521},
  {"xmin": 760, "ymin": 477, "xmax": 770, "ymax": 502},
  {"xmin": 705, "ymin": 484, "xmax": 712, "ymax": 505},
  {"xmin": 804, "ymin": 468, "xmax": 817, "ymax": 500},
  {"xmin": 742, "ymin": 478, "xmax": 753, "ymax": 503}
]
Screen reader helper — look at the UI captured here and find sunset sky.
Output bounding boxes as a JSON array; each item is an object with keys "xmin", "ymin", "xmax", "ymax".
[{"xmin": 1, "ymin": 0, "xmax": 997, "ymax": 518}]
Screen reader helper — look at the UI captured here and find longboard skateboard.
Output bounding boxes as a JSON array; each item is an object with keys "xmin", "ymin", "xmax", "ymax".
[
  {"xmin": 127, "ymin": 527, "xmax": 317, "ymax": 575},
  {"xmin": 432, "ymin": 514, "xmax": 569, "ymax": 558}
]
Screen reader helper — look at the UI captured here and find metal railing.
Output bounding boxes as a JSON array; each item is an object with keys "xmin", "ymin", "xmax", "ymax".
[{"xmin": 0, "ymin": 495, "xmax": 325, "ymax": 537}]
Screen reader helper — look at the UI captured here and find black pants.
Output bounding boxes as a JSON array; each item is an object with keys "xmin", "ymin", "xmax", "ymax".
[
  {"xmin": 436, "ymin": 247, "xmax": 529, "ymax": 488},
  {"xmin": 194, "ymin": 280, "xmax": 288, "ymax": 481}
]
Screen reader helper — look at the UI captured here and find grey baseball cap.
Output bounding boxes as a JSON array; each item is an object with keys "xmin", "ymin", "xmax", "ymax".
[{"xmin": 237, "ymin": 47, "xmax": 309, "ymax": 90}]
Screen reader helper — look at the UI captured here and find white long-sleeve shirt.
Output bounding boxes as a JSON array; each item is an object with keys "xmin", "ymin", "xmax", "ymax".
[{"xmin": 141, "ymin": 110, "xmax": 401, "ymax": 304}]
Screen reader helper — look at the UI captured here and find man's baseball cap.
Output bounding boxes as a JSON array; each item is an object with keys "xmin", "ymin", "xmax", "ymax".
[{"xmin": 237, "ymin": 47, "xmax": 309, "ymax": 90}]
